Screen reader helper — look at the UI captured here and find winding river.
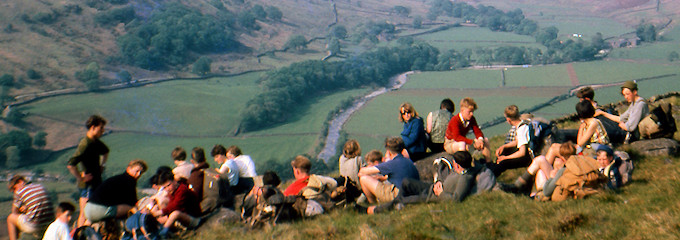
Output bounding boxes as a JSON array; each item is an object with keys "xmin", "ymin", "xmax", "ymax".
[{"xmin": 317, "ymin": 71, "xmax": 414, "ymax": 163}]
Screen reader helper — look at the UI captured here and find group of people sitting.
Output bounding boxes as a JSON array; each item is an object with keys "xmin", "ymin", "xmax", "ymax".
[{"xmin": 6, "ymin": 80, "xmax": 664, "ymax": 239}]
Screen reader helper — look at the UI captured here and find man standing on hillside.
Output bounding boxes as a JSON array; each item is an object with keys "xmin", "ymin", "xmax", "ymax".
[
  {"xmin": 67, "ymin": 115, "xmax": 109, "ymax": 227},
  {"xmin": 595, "ymin": 81, "xmax": 649, "ymax": 143}
]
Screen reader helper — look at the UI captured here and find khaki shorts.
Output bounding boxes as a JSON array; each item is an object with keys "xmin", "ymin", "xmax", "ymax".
[
  {"xmin": 375, "ymin": 181, "xmax": 400, "ymax": 203},
  {"xmin": 17, "ymin": 214, "xmax": 39, "ymax": 233},
  {"xmin": 444, "ymin": 138, "xmax": 468, "ymax": 154}
]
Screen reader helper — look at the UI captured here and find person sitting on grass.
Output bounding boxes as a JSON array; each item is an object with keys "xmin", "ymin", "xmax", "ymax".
[
  {"xmin": 283, "ymin": 155, "xmax": 312, "ymax": 196},
  {"xmin": 211, "ymin": 144, "xmax": 240, "ymax": 192},
  {"xmin": 84, "ymin": 159, "xmax": 148, "ymax": 223},
  {"xmin": 357, "ymin": 137, "xmax": 420, "ymax": 205},
  {"xmin": 444, "ymin": 97, "xmax": 490, "ymax": 160},
  {"xmin": 364, "ymin": 150, "xmax": 384, "ymax": 167},
  {"xmin": 339, "ymin": 139, "xmax": 364, "ymax": 187},
  {"xmin": 426, "ymin": 98, "xmax": 455, "ymax": 153},
  {"xmin": 6, "ymin": 175, "xmax": 55, "ymax": 240},
  {"xmin": 399, "ymin": 102, "xmax": 428, "ymax": 161},
  {"xmin": 503, "ymin": 142, "xmax": 577, "ymax": 198},
  {"xmin": 151, "ymin": 171, "xmax": 202, "ymax": 238},
  {"xmin": 595, "ymin": 80, "xmax": 649, "ymax": 143},
  {"xmin": 488, "ymin": 105, "xmax": 534, "ymax": 176},
  {"xmin": 545, "ymin": 101, "xmax": 611, "ymax": 168},
  {"xmin": 188, "ymin": 147, "xmax": 210, "ymax": 199},
  {"xmin": 171, "ymin": 146, "xmax": 192, "ymax": 182},
  {"xmin": 42, "ymin": 202, "xmax": 75, "ymax": 240},
  {"xmin": 226, "ymin": 145, "xmax": 257, "ymax": 195}
]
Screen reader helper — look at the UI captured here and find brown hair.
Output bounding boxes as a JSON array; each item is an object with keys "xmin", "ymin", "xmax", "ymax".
[
  {"xmin": 291, "ymin": 155, "xmax": 312, "ymax": 173},
  {"xmin": 399, "ymin": 102, "xmax": 419, "ymax": 122},
  {"xmin": 559, "ymin": 141, "xmax": 577, "ymax": 158},
  {"xmin": 384, "ymin": 137, "xmax": 405, "ymax": 154},
  {"xmin": 171, "ymin": 146, "xmax": 186, "ymax": 161},
  {"xmin": 365, "ymin": 150, "xmax": 383, "ymax": 164},
  {"xmin": 343, "ymin": 139, "xmax": 361, "ymax": 159},
  {"xmin": 460, "ymin": 97, "xmax": 478, "ymax": 110},
  {"xmin": 504, "ymin": 105, "xmax": 519, "ymax": 120},
  {"xmin": 226, "ymin": 145, "xmax": 243, "ymax": 157},
  {"xmin": 576, "ymin": 87, "xmax": 595, "ymax": 100},
  {"xmin": 8, "ymin": 175, "xmax": 25, "ymax": 191}
]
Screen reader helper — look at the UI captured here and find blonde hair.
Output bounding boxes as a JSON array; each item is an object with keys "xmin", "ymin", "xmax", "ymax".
[
  {"xmin": 460, "ymin": 97, "xmax": 478, "ymax": 110},
  {"xmin": 399, "ymin": 102, "xmax": 419, "ymax": 122}
]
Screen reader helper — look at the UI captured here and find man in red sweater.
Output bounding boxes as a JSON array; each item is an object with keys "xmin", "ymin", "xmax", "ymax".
[
  {"xmin": 151, "ymin": 171, "xmax": 201, "ymax": 238},
  {"xmin": 444, "ymin": 97, "xmax": 490, "ymax": 160},
  {"xmin": 283, "ymin": 156, "xmax": 312, "ymax": 196}
]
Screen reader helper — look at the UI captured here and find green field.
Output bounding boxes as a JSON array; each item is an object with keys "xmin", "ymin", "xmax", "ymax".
[
  {"xmin": 415, "ymin": 26, "xmax": 545, "ymax": 52},
  {"xmin": 19, "ymin": 72, "xmax": 371, "ymax": 178}
]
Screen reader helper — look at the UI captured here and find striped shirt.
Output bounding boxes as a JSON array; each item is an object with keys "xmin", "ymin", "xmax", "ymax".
[{"xmin": 14, "ymin": 183, "xmax": 54, "ymax": 227}]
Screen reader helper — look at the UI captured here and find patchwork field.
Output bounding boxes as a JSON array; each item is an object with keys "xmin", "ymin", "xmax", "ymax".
[{"xmin": 414, "ymin": 27, "xmax": 545, "ymax": 52}]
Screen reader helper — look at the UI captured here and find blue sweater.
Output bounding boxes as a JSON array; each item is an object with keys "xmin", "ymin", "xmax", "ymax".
[{"xmin": 401, "ymin": 117, "xmax": 427, "ymax": 155}]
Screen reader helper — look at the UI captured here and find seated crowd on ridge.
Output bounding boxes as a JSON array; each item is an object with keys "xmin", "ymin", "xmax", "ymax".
[{"xmin": 5, "ymin": 80, "xmax": 673, "ymax": 239}]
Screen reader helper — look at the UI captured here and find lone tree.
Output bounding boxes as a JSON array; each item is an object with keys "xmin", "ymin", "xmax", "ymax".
[
  {"xmin": 284, "ymin": 35, "xmax": 308, "ymax": 51},
  {"xmin": 192, "ymin": 56, "xmax": 212, "ymax": 76},
  {"xmin": 75, "ymin": 62, "xmax": 101, "ymax": 91},
  {"xmin": 33, "ymin": 131, "xmax": 47, "ymax": 149}
]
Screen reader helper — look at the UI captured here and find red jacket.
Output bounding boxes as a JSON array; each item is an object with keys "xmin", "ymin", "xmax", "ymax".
[
  {"xmin": 283, "ymin": 176, "xmax": 310, "ymax": 196},
  {"xmin": 163, "ymin": 182, "xmax": 201, "ymax": 217},
  {"xmin": 445, "ymin": 113, "xmax": 484, "ymax": 144}
]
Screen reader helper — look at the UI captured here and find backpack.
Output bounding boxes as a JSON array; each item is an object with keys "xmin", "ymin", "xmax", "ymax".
[
  {"xmin": 201, "ymin": 169, "xmax": 232, "ymax": 214},
  {"xmin": 519, "ymin": 119, "xmax": 552, "ymax": 158},
  {"xmin": 614, "ymin": 150, "xmax": 634, "ymax": 185},
  {"xmin": 121, "ymin": 212, "xmax": 159, "ymax": 240},
  {"xmin": 551, "ymin": 155, "xmax": 607, "ymax": 201},
  {"xmin": 640, "ymin": 102, "xmax": 676, "ymax": 139},
  {"xmin": 432, "ymin": 156, "xmax": 454, "ymax": 183},
  {"xmin": 300, "ymin": 175, "xmax": 361, "ymax": 210},
  {"xmin": 241, "ymin": 186, "xmax": 300, "ymax": 228}
]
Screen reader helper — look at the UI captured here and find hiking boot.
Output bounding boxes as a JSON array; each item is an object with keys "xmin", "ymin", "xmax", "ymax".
[{"xmin": 497, "ymin": 182, "xmax": 520, "ymax": 194}]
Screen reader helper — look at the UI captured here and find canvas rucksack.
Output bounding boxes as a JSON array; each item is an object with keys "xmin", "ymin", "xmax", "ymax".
[
  {"xmin": 639, "ymin": 102, "xmax": 677, "ymax": 139},
  {"xmin": 300, "ymin": 175, "xmax": 361, "ymax": 210},
  {"xmin": 241, "ymin": 186, "xmax": 300, "ymax": 228},
  {"xmin": 518, "ymin": 119, "xmax": 552, "ymax": 158},
  {"xmin": 551, "ymin": 155, "xmax": 607, "ymax": 201},
  {"xmin": 614, "ymin": 150, "xmax": 634, "ymax": 185},
  {"xmin": 201, "ymin": 168, "xmax": 232, "ymax": 214}
]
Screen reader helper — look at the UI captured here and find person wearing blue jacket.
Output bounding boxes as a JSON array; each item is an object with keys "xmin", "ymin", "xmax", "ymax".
[{"xmin": 399, "ymin": 102, "xmax": 428, "ymax": 161}]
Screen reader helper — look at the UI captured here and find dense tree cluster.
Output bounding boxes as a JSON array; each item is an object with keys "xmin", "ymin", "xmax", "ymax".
[
  {"xmin": 636, "ymin": 23, "xmax": 657, "ymax": 42},
  {"xmin": 428, "ymin": 0, "xmax": 537, "ymax": 35},
  {"xmin": 240, "ymin": 42, "xmax": 439, "ymax": 132},
  {"xmin": 351, "ymin": 21, "xmax": 397, "ymax": 44},
  {"xmin": 74, "ymin": 62, "xmax": 101, "ymax": 90},
  {"xmin": 116, "ymin": 3, "xmax": 237, "ymax": 70}
]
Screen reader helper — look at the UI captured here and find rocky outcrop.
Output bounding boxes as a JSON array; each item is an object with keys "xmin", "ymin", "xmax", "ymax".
[{"xmin": 630, "ymin": 138, "xmax": 680, "ymax": 156}]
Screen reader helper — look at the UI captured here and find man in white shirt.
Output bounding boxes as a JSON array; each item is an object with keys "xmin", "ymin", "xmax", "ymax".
[
  {"xmin": 226, "ymin": 145, "xmax": 256, "ymax": 194},
  {"xmin": 211, "ymin": 144, "xmax": 240, "ymax": 187},
  {"xmin": 489, "ymin": 105, "xmax": 533, "ymax": 176}
]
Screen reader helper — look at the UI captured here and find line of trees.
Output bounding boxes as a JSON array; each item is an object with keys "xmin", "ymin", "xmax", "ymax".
[{"xmin": 239, "ymin": 42, "xmax": 440, "ymax": 132}]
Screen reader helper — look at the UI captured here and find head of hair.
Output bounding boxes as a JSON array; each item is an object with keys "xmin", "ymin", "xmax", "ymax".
[
  {"xmin": 398, "ymin": 102, "xmax": 419, "ymax": 122},
  {"xmin": 460, "ymin": 97, "xmax": 478, "ymax": 111},
  {"xmin": 365, "ymin": 150, "xmax": 383, "ymax": 164},
  {"xmin": 211, "ymin": 144, "xmax": 227, "ymax": 157},
  {"xmin": 440, "ymin": 98, "xmax": 455, "ymax": 113},
  {"xmin": 57, "ymin": 202, "xmax": 76, "ymax": 213},
  {"xmin": 291, "ymin": 155, "xmax": 312, "ymax": 173},
  {"xmin": 596, "ymin": 145, "xmax": 614, "ymax": 157},
  {"xmin": 559, "ymin": 141, "xmax": 577, "ymax": 158},
  {"xmin": 74, "ymin": 226, "xmax": 100, "ymax": 240},
  {"xmin": 575, "ymin": 100, "xmax": 595, "ymax": 119},
  {"xmin": 342, "ymin": 139, "xmax": 361, "ymax": 159},
  {"xmin": 384, "ymin": 137, "xmax": 405, "ymax": 154},
  {"xmin": 504, "ymin": 105, "xmax": 520, "ymax": 120},
  {"xmin": 128, "ymin": 159, "xmax": 148, "ymax": 173},
  {"xmin": 155, "ymin": 171, "xmax": 175, "ymax": 186},
  {"xmin": 155, "ymin": 166, "xmax": 173, "ymax": 175},
  {"xmin": 262, "ymin": 171, "xmax": 281, "ymax": 187},
  {"xmin": 192, "ymin": 147, "xmax": 206, "ymax": 163},
  {"xmin": 576, "ymin": 87, "xmax": 595, "ymax": 100},
  {"xmin": 452, "ymin": 151, "xmax": 473, "ymax": 169},
  {"xmin": 85, "ymin": 115, "xmax": 107, "ymax": 129},
  {"xmin": 171, "ymin": 147, "xmax": 186, "ymax": 161},
  {"xmin": 7, "ymin": 175, "xmax": 25, "ymax": 191},
  {"xmin": 226, "ymin": 145, "xmax": 242, "ymax": 157}
]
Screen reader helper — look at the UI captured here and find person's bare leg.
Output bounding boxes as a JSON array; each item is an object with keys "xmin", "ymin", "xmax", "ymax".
[
  {"xmin": 545, "ymin": 143, "xmax": 562, "ymax": 166},
  {"xmin": 7, "ymin": 214, "xmax": 19, "ymax": 240},
  {"xmin": 359, "ymin": 176, "xmax": 380, "ymax": 204},
  {"xmin": 77, "ymin": 197, "xmax": 88, "ymax": 227}
]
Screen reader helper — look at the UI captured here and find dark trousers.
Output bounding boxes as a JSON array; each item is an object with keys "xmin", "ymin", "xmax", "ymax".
[{"xmin": 487, "ymin": 148, "xmax": 532, "ymax": 177}]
